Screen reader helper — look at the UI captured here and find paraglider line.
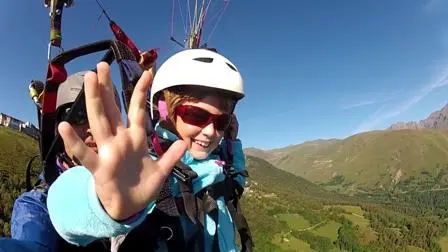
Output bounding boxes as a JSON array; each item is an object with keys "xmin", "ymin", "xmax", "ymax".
[
  {"xmin": 202, "ymin": 0, "xmax": 213, "ymax": 25},
  {"xmin": 205, "ymin": 0, "xmax": 227, "ymax": 27},
  {"xmin": 170, "ymin": 36, "xmax": 185, "ymax": 48},
  {"xmin": 192, "ymin": 0, "xmax": 198, "ymax": 37},
  {"xmin": 206, "ymin": 0, "xmax": 229, "ymax": 44},
  {"xmin": 178, "ymin": 0, "xmax": 187, "ymax": 34},
  {"xmin": 94, "ymin": 0, "xmax": 113, "ymax": 23},
  {"xmin": 171, "ymin": 0, "xmax": 175, "ymax": 37},
  {"xmin": 187, "ymin": 0, "xmax": 192, "ymax": 36},
  {"xmin": 176, "ymin": 0, "xmax": 188, "ymax": 35}
]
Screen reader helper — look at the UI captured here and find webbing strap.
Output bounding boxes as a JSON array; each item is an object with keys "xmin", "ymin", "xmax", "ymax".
[
  {"xmin": 178, "ymin": 181, "xmax": 198, "ymax": 225},
  {"xmin": 156, "ymin": 179, "xmax": 179, "ymax": 217},
  {"xmin": 148, "ymin": 134, "xmax": 254, "ymax": 251},
  {"xmin": 226, "ymin": 199, "xmax": 253, "ymax": 252}
]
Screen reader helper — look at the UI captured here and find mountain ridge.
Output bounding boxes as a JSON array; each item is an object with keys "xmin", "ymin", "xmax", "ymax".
[{"xmin": 388, "ymin": 103, "xmax": 448, "ymax": 130}]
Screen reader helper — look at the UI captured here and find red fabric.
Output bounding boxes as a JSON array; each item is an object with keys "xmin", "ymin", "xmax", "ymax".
[
  {"xmin": 150, "ymin": 132, "xmax": 164, "ymax": 157},
  {"xmin": 47, "ymin": 63, "xmax": 67, "ymax": 84},
  {"xmin": 110, "ymin": 22, "xmax": 141, "ymax": 61},
  {"xmin": 41, "ymin": 92, "xmax": 57, "ymax": 114},
  {"xmin": 41, "ymin": 63, "xmax": 68, "ymax": 113}
]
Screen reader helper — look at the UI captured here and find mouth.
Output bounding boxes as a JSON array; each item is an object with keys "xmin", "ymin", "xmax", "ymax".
[
  {"xmin": 193, "ymin": 139, "xmax": 211, "ymax": 149},
  {"xmin": 85, "ymin": 141, "xmax": 97, "ymax": 152}
]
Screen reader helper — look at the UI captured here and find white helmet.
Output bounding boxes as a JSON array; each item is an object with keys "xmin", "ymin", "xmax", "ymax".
[{"xmin": 149, "ymin": 49, "xmax": 244, "ymax": 119}]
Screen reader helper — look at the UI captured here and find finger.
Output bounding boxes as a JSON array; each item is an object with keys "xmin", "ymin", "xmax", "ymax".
[
  {"xmin": 128, "ymin": 70, "xmax": 153, "ymax": 129},
  {"xmin": 96, "ymin": 62, "xmax": 122, "ymax": 131},
  {"xmin": 139, "ymin": 52, "xmax": 148, "ymax": 65},
  {"xmin": 58, "ymin": 122, "xmax": 99, "ymax": 172},
  {"xmin": 84, "ymin": 70, "xmax": 113, "ymax": 144},
  {"xmin": 155, "ymin": 140, "xmax": 187, "ymax": 177}
]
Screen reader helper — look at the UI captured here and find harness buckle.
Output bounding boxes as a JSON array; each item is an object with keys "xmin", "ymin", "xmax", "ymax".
[
  {"xmin": 160, "ymin": 226, "xmax": 174, "ymax": 241},
  {"xmin": 224, "ymin": 165, "xmax": 238, "ymax": 178},
  {"xmin": 172, "ymin": 164, "xmax": 198, "ymax": 183}
]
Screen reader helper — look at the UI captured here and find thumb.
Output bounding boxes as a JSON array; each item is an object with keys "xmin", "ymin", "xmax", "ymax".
[
  {"xmin": 155, "ymin": 140, "xmax": 187, "ymax": 176},
  {"xmin": 58, "ymin": 122, "xmax": 98, "ymax": 171}
]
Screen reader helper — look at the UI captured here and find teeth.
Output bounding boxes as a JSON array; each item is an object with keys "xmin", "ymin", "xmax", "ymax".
[{"xmin": 194, "ymin": 139, "xmax": 210, "ymax": 148}]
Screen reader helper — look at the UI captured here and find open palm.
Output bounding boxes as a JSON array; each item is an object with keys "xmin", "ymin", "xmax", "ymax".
[{"xmin": 58, "ymin": 62, "xmax": 186, "ymax": 220}]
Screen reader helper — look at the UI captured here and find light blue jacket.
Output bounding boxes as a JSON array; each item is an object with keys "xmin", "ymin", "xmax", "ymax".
[{"xmin": 47, "ymin": 124, "xmax": 247, "ymax": 251}]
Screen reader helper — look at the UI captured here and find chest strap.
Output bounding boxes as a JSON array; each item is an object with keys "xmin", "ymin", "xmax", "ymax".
[{"xmin": 147, "ymin": 135, "xmax": 254, "ymax": 251}]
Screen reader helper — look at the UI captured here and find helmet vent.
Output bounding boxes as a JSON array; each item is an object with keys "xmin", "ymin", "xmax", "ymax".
[
  {"xmin": 226, "ymin": 62, "xmax": 238, "ymax": 72},
  {"xmin": 193, "ymin": 57, "xmax": 214, "ymax": 63}
]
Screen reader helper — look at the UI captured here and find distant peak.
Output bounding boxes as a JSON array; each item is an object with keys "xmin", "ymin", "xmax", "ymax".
[{"xmin": 387, "ymin": 103, "xmax": 448, "ymax": 130}]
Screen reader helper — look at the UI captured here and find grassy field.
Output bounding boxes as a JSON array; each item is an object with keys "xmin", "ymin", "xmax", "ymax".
[
  {"xmin": 273, "ymin": 233, "xmax": 313, "ymax": 252},
  {"xmin": 276, "ymin": 214, "xmax": 310, "ymax": 230},
  {"xmin": 324, "ymin": 205, "xmax": 370, "ymax": 228},
  {"xmin": 0, "ymin": 127, "xmax": 39, "ymax": 176},
  {"xmin": 274, "ymin": 206, "xmax": 377, "ymax": 248},
  {"xmin": 310, "ymin": 221, "xmax": 341, "ymax": 241},
  {"xmin": 439, "ymin": 236, "xmax": 448, "ymax": 252},
  {"xmin": 326, "ymin": 205, "xmax": 378, "ymax": 244},
  {"xmin": 407, "ymin": 246, "xmax": 427, "ymax": 252},
  {"xmin": 343, "ymin": 213, "xmax": 369, "ymax": 228},
  {"xmin": 337, "ymin": 205, "xmax": 364, "ymax": 215}
]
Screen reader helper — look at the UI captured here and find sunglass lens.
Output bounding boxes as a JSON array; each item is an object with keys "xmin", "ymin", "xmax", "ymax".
[
  {"xmin": 182, "ymin": 106, "xmax": 210, "ymax": 126},
  {"xmin": 216, "ymin": 114, "xmax": 231, "ymax": 131}
]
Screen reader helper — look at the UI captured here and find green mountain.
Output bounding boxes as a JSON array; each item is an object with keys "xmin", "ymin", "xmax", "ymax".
[
  {"xmin": 242, "ymin": 155, "xmax": 448, "ymax": 251},
  {"xmin": 0, "ymin": 126, "xmax": 39, "ymax": 176},
  {"xmin": 0, "ymin": 127, "xmax": 40, "ymax": 236},
  {"xmin": 246, "ymin": 129, "xmax": 448, "ymax": 195}
]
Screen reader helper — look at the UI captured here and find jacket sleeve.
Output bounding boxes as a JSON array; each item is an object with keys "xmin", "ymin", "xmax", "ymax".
[
  {"xmin": 0, "ymin": 238, "xmax": 52, "ymax": 252},
  {"xmin": 221, "ymin": 139, "xmax": 247, "ymax": 187},
  {"xmin": 10, "ymin": 190, "xmax": 59, "ymax": 251},
  {"xmin": 47, "ymin": 166, "xmax": 156, "ymax": 247}
]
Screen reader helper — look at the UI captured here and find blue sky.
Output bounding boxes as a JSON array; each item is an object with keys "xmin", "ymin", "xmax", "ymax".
[{"xmin": 1, "ymin": 0, "xmax": 448, "ymax": 150}]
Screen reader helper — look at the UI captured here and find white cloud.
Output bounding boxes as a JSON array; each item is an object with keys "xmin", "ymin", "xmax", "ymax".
[
  {"xmin": 340, "ymin": 92, "xmax": 402, "ymax": 110},
  {"xmin": 423, "ymin": 0, "xmax": 445, "ymax": 12},
  {"xmin": 341, "ymin": 99, "xmax": 383, "ymax": 110},
  {"xmin": 352, "ymin": 63, "xmax": 448, "ymax": 134}
]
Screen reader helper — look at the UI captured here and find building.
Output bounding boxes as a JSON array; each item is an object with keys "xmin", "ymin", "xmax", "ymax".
[
  {"xmin": 0, "ymin": 113, "xmax": 22, "ymax": 129},
  {"xmin": 20, "ymin": 121, "xmax": 40, "ymax": 140},
  {"xmin": 0, "ymin": 113, "xmax": 39, "ymax": 140}
]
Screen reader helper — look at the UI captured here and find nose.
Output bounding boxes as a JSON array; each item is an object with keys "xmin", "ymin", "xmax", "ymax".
[
  {"xmin": 201, "ymin": 122, "xmax": 216, "ymax": 137},
  {"xmin": 85, "ymin": 124, "xmax": 92, "ymax": 134},
  {"xmin": 84, "ymin": 125, "xmax": 93, "ymax": 138}
]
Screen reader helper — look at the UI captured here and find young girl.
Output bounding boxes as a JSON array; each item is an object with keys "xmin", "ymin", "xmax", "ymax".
[{"xmin": 47, "ymin": 49, "xmax": 252, "ymax": 252}]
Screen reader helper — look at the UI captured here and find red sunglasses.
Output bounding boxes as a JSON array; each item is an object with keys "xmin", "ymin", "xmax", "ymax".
[{"xmin": 174, "ymin": 105, "xmax": 232, "ymax": 131}]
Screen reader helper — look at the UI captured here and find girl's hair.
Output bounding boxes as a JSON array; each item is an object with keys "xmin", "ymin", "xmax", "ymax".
[{"xmin": 160, "ymin": 86, "xmax": 235, "ymax": 123}]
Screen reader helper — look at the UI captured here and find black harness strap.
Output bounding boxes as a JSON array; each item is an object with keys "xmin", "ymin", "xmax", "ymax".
[
  {"xmin": 199, "ymin": 169, "xmax": 253, "ymax": 252},
  {"xmin": 175, "ymin": 161, "xmax": 199, "ymax": 225},
  {"xmin": 228, "ymin": 200, "xmax": 253, "ymax": 252},
  {"xmin": 144, "ymin": 135, "xmax": 254, "ymax": 252},
  {"xmin": 117, "ymin": 178, "xmax": 186, "ymax": 252}
]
